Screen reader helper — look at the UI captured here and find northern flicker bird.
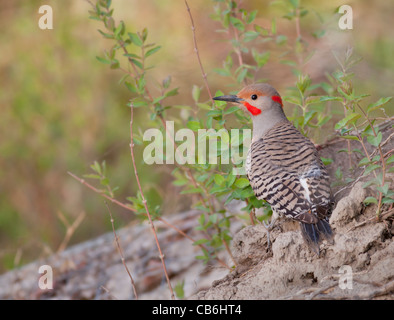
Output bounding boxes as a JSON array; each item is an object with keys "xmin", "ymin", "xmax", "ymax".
[{"xmin": 214, "ymin": 83, "xmax": 334, "ymax": 254}]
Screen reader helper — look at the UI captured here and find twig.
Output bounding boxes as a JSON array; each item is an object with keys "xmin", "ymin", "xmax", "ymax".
[
  {"xmin": 129, "ymin": 102, "xmax": 175, "ymax": 300},
  {"xmin": 67, "ymin": 171, "xmax": 137, "ymax": 213},
  {"xmin": 184, "ymin": 0, "xmax": 214, "ymax": 101},
  {"xmin": 347, "ymin": 208, "xmax": 394, "ymax": 232},
  {"xmin": 56, "ymin": 211, "xmax": 86, "ymax": 253},
  {"xmin": 308, "ymin": 283, "xmax": 337, "ymax": 300},
  {"xmin": 229, "ymin": 4, "xmax": 247, "ymax": 85},
  {"xmin": 99, "ymin": 285, "xmax": 119, "ymax": 300},
  {"xmin": 333, "ymin": 167, "xmax": 366, "ymax": 198},
  {"xmin": 356, "ymin": 103, "xmax": 387, "ymax": 216},
  {"xmin": 105, "ymin": 202, "xmax": 138, "ymax": 300}
]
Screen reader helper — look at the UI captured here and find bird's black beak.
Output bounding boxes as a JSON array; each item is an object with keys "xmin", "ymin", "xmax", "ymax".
[{"xmin": 213, "ymin": 95, "xmax": 244, "ymax": 103}]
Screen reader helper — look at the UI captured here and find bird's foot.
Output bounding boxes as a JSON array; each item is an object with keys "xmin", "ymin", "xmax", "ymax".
[{"xmin": 262, "ymin": 218, "xmax": 277, "ymax": 249}]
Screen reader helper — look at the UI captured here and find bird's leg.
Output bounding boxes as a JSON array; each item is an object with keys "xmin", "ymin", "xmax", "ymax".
[{"xmin": 262, "ymin": 215, "xmax": 278, "ymax": 249}]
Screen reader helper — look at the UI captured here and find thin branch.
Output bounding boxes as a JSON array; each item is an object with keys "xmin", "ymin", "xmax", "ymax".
[
  {"xmin": 56, "ymin": 211, "xmax": 86, "ymax": 253},
  {"xmin": 347, "ymin": 208, "xmax": 394, "ymax": 232},
  {"xmin": 105, "ymin": 202, "xmax": 138, "ymax": 299},
  {"xmin": 184, "ymin": 0, "xmax": 214, "ymax": 101},
  {"xmin": 67, "ymin": 171, "xmax": 137, "ymax": 213},
  {"xmin": 333, "ymin": 168, "xmax": 365, "ymax": 199},
  {"xmin": 129, "ymin": 102, "xmax": 175, "ymax": 300},
  {"xmin": 356, "ymin": 103, "xmax": 387, "ymax": 216},
  {"xmin": 229, "ymin": 4, "xmax": 247, "ymax": 85}
]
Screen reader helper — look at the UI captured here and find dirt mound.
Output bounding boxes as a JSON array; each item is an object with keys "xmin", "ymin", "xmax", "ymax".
[
  {"xmin": 193, "ymin": 180, "xmax": 394, "ymax": 299},
  {"xmin": 192, "ymin": 122, "xmax": 394, "ymax": 300}
]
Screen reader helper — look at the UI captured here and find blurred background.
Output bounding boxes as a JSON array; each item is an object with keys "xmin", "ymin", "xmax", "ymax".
[{"xmin": 0, "ymin": 0, "xmax": 393, "ymax": 273}]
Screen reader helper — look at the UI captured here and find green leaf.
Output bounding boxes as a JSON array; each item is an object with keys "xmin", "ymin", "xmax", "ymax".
[
  {"xmin": 382, "ymin": 197, "xmax": 394, "ymax": 205},
  {"xmin": 110, "ymin": 59, "xmax": 119, "ymax": 69},
  {"xmin": 247, "ymin": 10, "xmax": 258, "ymax": 24},
  {"xmin": 128, "ymin": 32, "xmax": 143, "ymax": 46},
  {"xmin": 276, "ymin": 35, "xmax": 287, "ymax": 45},
  {"xmin": 145, "ymin": 45, "xmax": 161, "ymax": 57},
  {"xmin": 363, "ymin": 164, "xmax": 381, "ymax": 176},
  {"xmin": 172, "ymin": 179, "xmax": 188, "ymax": 186},
  {"xmin": 320, "ymin": 96, "xmax": 342, "ymax": 102},
  {"xmin": 206, "ymin": 109, "xmax": 222, "ymax": 117},
  {"xmin": 305, "ymin": 96, "xmax": 322, "ymax": 105},
  {"xmin": 254, "ymin": 25, "xmax": 269, "ymax": 36},
  {"xmin": 376, "ymin": 183, "xmax": 390, "ymax": 195},
  {"xmin": 358, "ymin": 157, "xmax": 371, "ymax": 167},
  {"xmin": 271, "ymin": 18, "xmax": 277, "ymax": 35},
  {"xmin": 230, "ymin": 16, "xmax": 245, "ymax": 31},
  {"xmin": 289, "ymin": 0, "xmax": 299, "ymax": 8},
  {"xmin": 124, "ymin": 53, "xmax": 141, "ymax": 59},
  {"xmin": 341, "ymin": 135, "xmax": 359, "ymax": 140},
  {"xmin": 213, "ymin": 68, "xmax": 231, "ymax": 77},
  {"xmin": 114, "ymin": 20, "xmax": 125, "ymax": 38},
  {"xmin": 197, "ymin": 103, "xmax": 211, "ymax": 110},
  {"xmin": 296, "ymin": 75, "xmax": 311, "ymax": 95},
  {"xmin": 363, "ymin": 197, "xmax": 377, "ymax": 204},
  {"xmin": 174, "ymin": 281, "xmax": 185, "ymax": 299},
  {"xmin": 236, "ymin": 68, "xmax": 248, "ymax": 84},
  {"xmin": 225, "ymin": 173, "xmax": 236, "ymax": 188},
  {"xmin": 252, "ymin": 50, "xmax": 270, "ymax": 68},
  {"xmin": 91, "ymin": 161, "xmax": 102, "ymax": 175},
  {"xmin": 244, "ymin": 31, "xmax": 259, "ymax": 42},
  {"xmin": 335, "ymin": 113, "xmax": 361, "ymax": 130},
  {"xmin": 312, "ymin": 29, "xmax": 326, "ymax": 39},
  {"xmin": 187, "ymin": 121, "xmax": 201, "ymax": 132},
  {"xmin": 209, "ymin": 214, "xmax": 218, "ymax": 224},
  {"xmin": 320, "ymin": 157, "xmax": 333, "ymax": 165},
  {"xmin": 280, "ymin": 59, "xmax": 297, "ymax": 66},
  {"xmin": 214, "ymin": 174, "xmax": 225, "ymax": 186},
  {"xmin": 192, "ymin": 85, "xmax": 200, "ymax": 102},
  {"xmin": 386, "ymin": 155, "xmax": 394, "ymax": 164},
  {"xmin": 234, "ymin": 178, "xmax": 250, "ymax": 189},
  {"xmin": 193, "ymin": 239, "xmax": 209, "ymax": 246},
  {"xmin": 96, "ymin": 56, "xmax": 111, "ymax": 64},
  {"xmin": 162, "ymin": 75, "xmax": 171, "ymax": 89},
  {"xmin": 97, "ymin": 29, "xmax": 114, "ymax": 39},
  {"xmin": 165, "ymin": 88, "xmax": 179, "ymax": 97},
  {"xmin": 223, "ymin": 106, "xmax": 240, "ymax": 115},
  {"xmin": 367, "ymin": 132, "xmax": 382, "ymax": 147},
  {"xmin": 131, "ymin": 58, "xmax": 143, "ymax": 69},
  {"xmin": 367, "ymin": 97, "xmax": 392, "ymax": 113},
  {"xmin": 284, "ymin": 96, "xmax": 302, "ymax": 107},
  {"xmin": 198, "ymin": 214, "xmax": 205, "ymax": 226}
]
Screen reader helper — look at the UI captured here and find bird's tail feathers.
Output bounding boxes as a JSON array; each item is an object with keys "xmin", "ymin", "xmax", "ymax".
[{"xmin": 300, "ymin": 219, "xmax": 334, "ymax": 255}]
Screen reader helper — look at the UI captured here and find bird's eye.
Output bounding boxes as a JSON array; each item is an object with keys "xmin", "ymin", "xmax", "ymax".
[{"xmin": 251, "ymin": 94, "xmax": 258, "ymax": 100}]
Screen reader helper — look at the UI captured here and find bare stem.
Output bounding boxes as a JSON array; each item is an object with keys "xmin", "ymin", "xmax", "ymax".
[
  {"xmin": 105, "ymin": 202, "xmax": 138, "ymax": 300},
  {"xmin": 356, "ymin": 104, "xmax": 387, "ymax": 216},
  {"xmin": 184, "ymin": 0, "xmax": 214, "ymax": 101},
  {"xmin": 230, "ymin": 5, "xmax": 247, "ymax": 85},
  {"xmin": 129, "ymin": 103, "xmax": 175, "ymax": 299},
  {"xmin": 67, "ymin": 171, "xmax": 138, "ymax": 212},
  {"xmin": 56, "ymin": 211, "xmax": 86, "ymax": 253}
]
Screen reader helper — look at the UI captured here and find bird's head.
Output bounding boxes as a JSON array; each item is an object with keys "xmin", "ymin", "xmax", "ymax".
[{"xmin": 213, "ymin": 83, "xmax": 283, "ymax": 116}]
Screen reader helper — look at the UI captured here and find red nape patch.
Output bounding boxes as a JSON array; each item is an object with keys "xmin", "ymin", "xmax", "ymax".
[
  {"xmin": 243, "ymin": 102, "xmax": 261, "ymax": 115},
  {"xmin": 272, "ymin": 95, "xmax": 283, "ymax": 107}
]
